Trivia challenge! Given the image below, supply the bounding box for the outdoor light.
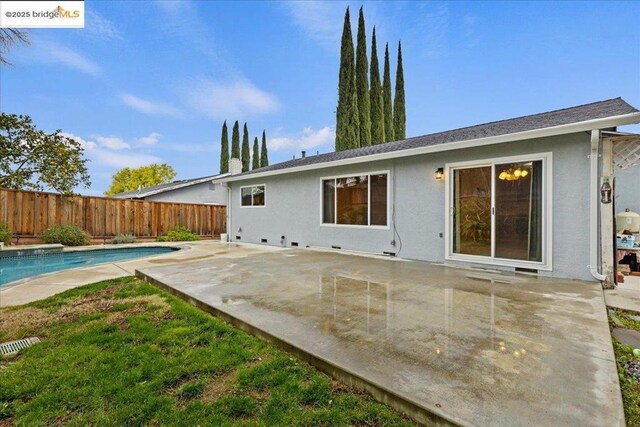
[601,177,612,204]
[435,168,444,181]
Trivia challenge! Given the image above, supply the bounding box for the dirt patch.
[0,287,171,339]
[0,307,54,339]
[200,370,237,403]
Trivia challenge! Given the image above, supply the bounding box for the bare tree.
[0,29,29,65]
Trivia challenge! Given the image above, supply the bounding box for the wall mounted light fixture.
[435,168,444,181]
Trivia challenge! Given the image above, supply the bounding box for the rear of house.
[216,98,640,282]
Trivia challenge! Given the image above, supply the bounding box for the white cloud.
[119,93,182,117]
[90,149,161,169]
[269,126,335,152]
[35,40,102,76]
[284,1,345,48]
[61,132,96,150]
[63,132,162,169]
[85,11,123,40]
[95,136,130,150]
[137,132,162,146]
[184,78,280,120]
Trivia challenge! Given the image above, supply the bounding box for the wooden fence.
[0,188,226,243]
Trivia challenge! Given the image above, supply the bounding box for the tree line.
[336,6,405,152]
[219,121,268,174]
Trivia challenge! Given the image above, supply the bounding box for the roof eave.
[216,111,640,183]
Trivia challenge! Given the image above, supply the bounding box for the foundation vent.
[291,242,299,247]
[235,236,241,240]
[261,238,268,243]
[0,337,40,356]
[331,245,341,250]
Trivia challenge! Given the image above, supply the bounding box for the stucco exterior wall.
[144,182,227,205]
[228,133,593,281]
[615,166,640,217]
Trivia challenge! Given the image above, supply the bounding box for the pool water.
[0,247,178,286]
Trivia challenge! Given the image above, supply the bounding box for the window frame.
[319,170,390,229]
[240,184,267,208]
[444,152,553,271]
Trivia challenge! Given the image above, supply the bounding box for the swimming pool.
[0,247,178,286]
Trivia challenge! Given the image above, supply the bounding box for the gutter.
[214,112,640,183]
[589,130,606,281]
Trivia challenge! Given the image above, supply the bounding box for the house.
[113,174,228,205]
[214,98,640,283]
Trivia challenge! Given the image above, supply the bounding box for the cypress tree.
[355,7,371,147]
[335,7,360,152]
[260,130,269,167]
[219,121,229,174]
[393,41,406,140]
[369,27,384,145]
[231,121,240,159]
[241,123,250,172]
[252,137,260,170]
[382,43,394,142]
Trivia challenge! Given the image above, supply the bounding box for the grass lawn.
[0,277,414,426]
[609,307,640,427]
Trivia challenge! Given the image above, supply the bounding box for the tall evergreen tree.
[335,7,360,152]
[260,130,269,167]
[219,121,229,174]
[355,7,371,147]
[393,41,406,140]
[241,123,250,172]
[382,43,394,142]
[220,120,229,173]
[231,121,240,159]
[369,27,384,145]
[252,137,260,170]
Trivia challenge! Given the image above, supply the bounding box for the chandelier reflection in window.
[498,163,531,181]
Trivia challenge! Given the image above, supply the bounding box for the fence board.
[0,188,226,241]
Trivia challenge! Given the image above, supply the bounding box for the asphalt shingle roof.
[113,174,224,199]
[236,97,638,178]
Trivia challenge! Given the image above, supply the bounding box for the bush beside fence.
[0,188,226,244]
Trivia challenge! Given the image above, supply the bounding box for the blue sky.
[2,0,639,195]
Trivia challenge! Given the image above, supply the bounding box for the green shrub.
[0,223,12,245]
[41,225,89,246]
[112,233,136,244]
[156,226,199,242]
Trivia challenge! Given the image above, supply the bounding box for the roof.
[112,173,228,199]
[219,97,639,183]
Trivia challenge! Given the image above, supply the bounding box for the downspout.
[589,129,606,281]
[226,184,231,243]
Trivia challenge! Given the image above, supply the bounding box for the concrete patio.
[136,244,623,426]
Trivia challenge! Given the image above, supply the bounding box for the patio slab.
[136,247,623,427]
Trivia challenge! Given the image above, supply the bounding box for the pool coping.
[0,243,186,290]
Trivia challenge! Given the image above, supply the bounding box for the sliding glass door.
[448,154,550,269]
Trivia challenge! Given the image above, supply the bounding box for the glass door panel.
[452,167,492,256]
[494,161,543,261]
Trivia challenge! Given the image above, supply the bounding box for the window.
[241,185,266,207]
[322,173,388,227]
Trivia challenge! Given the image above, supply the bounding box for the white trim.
[216,112,640,183]
[589,130,606,281]
[319,170,391,229]
[444,152,553,271]
[239,183,267,208]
